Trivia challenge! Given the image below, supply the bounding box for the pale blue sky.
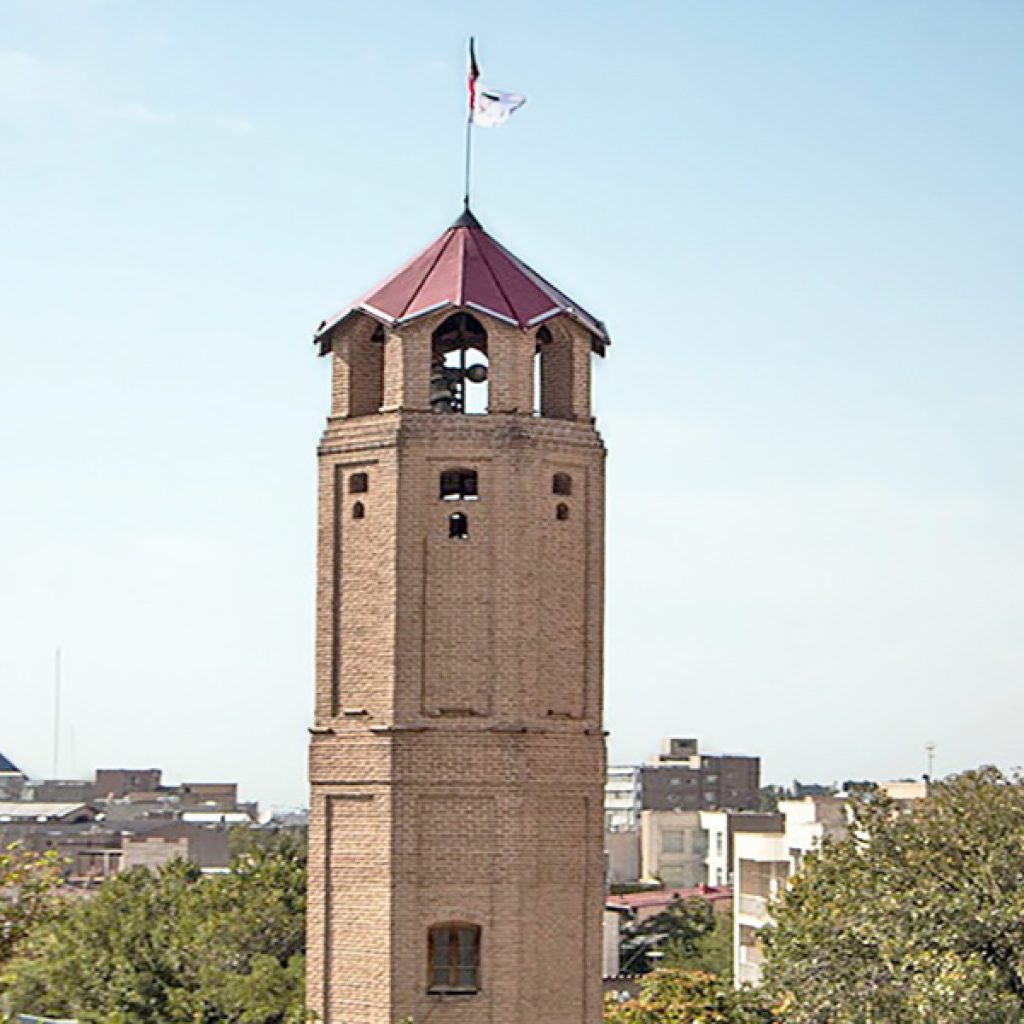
[2,1,1022,809]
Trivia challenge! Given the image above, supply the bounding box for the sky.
[2,1,1022,811]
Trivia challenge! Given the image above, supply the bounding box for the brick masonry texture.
[308,309,607,1024]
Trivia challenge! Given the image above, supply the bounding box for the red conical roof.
[315,209,610,352]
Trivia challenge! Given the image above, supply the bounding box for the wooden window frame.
[440,468,479,501]
[427,923,481,994]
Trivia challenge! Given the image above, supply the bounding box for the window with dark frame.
[449,512,469,540]
[352,501,365,520]
[556,502,570,521]
[552,472,572,496]
[428,924,481,994]
[440,468,479,500]
[349,472,369,494]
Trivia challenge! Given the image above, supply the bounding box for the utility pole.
[925,741,936,781]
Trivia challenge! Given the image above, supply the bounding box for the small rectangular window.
[429,924,480,994]
[440,468,478,500]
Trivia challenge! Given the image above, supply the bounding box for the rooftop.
[315,208,610,353]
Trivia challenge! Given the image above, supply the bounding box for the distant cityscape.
[1,735,928,992]
[602,736,929,987]
[0,752,305,884]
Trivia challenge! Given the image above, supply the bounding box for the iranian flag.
[468,38,525,127]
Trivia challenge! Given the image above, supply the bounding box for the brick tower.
[307,209,610,1024]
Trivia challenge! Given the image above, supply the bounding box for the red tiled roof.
[607,885,733,912]
[315,209,610,351]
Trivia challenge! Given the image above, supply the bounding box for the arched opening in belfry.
[347,323,386,417]
[430,313,489,414]
[534,324,574,420]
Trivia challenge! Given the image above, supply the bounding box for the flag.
[468,37,480,115]
[467,38,525,127]
[473,88,526,127]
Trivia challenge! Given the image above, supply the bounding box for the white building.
[700,809,784,888]
[605,765,641,831]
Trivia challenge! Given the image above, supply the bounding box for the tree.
[0,842,65,968]
[762,768,1024,1024]
[3,832,307,1024]
[620,897,717,975]
[604,967,774,1024]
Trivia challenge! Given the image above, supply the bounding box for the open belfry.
[306,207,610,1024]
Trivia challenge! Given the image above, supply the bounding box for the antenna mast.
[52,647,61,777]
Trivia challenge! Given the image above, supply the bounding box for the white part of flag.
[472,87,526,127]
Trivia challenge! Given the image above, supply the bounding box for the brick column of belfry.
[306,209,611,1024]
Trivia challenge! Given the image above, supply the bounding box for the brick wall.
[308,310,607,1023]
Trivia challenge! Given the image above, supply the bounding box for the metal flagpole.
[463,110,473,210]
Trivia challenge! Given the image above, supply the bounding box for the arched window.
[440,468,478,501]
[431,313,489,414]
[552,472,572,496]
[448,512,469,540]
[428,923,481,994]
[352,501,365,520]
[535,324,574,420]
[349,472,368,494]
[556,502,570,521]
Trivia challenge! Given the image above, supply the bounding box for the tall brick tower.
[307,209,610,1024]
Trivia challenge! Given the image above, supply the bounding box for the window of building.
[556,502,570,521]
[428,924,480,994]
[552,472,572,496]
[352,501,365,520]
[349,472,368,494]
[715,832,724,855]
[440,468,479,500]
[449,512,469,540]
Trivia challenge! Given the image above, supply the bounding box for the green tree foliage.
[621,896,734,979]
[762,767,1024,1024]
[604,967,774,1024]
[621,897,717,974]
[0,842,65,968]
[2,832,307,1024]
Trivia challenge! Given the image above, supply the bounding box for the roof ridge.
[466,226,520,326]
[399,226,459,320]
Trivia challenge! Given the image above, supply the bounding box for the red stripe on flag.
[468,38,479,113]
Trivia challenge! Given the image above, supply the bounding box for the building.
[640,737,760,813]
[639,809,708,887]
[306,208,611,1024]
[700,809,784,887]
[605,828,641,886]
[733,797,846,986]
[0,751,26,799]
[94,768,163,798]
[605,765,641,831]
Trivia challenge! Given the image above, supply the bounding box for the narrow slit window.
[352,501,365,520]
[556,503,570,521]
[428,924,480,994]
[552,472,572,496]
[349,472,369,494]
[449,512,469,539]
[440,468,479,500]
